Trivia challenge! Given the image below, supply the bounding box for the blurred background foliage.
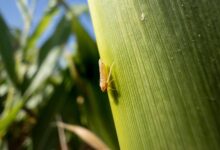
[0,0,119,149]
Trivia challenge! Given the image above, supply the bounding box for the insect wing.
[99,59,108,92]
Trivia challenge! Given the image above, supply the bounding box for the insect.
[99,59,114,92]
[140,12,145,21]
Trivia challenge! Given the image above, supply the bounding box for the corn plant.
[0,0,118,149]
[88,0,220,149]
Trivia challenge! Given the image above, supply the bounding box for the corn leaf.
[88,0,220,149]
[66,10,119,149]
[0,14,20,89]
[0,98,25,136]
[37,15,71,66]
[57,122,110,150]
[23,6,58,55]
[32,81,69,150]
[24,47,61,97]
[71,4,89,16]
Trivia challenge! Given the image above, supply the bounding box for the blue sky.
[0,0,95,49]
[0,0,23,29]
[0,0,88,28]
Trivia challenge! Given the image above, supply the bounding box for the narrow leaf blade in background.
[0,14,20,89]
[37,15,71,66]
[57,122,110,150]
[65,7,119,148]
[23,6,58,56]
[24,47,61,97]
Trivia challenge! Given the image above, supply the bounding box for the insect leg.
[107,61,115,83]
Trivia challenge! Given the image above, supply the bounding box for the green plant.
[0,0,118,149]
[88,0,220,149]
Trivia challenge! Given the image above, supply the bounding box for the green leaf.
[23,6,58,58]
[0,98,25,137]
[62,1,98,71]
[88,0,220,149]
[65,10,119,149]
[20,14,71,94]
[70,4,89,16]
[0,14,20,89]
[24,47,61,97]
[61,2,89,16]
[83,83,119,150]
[37,15,71,66]
[32,80,72,150]
[16,0,31,24]
[71,14,98,63]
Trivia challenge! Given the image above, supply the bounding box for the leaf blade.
[57,122,110,150]
[0,14,20,89]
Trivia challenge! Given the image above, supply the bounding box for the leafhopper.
[99,59,114,92]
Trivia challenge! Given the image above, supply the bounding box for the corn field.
[0,0,220,149]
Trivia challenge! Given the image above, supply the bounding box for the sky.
[0,0,95,49]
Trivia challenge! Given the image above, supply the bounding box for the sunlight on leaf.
[0,98,25,137]
[24,47,61,97]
